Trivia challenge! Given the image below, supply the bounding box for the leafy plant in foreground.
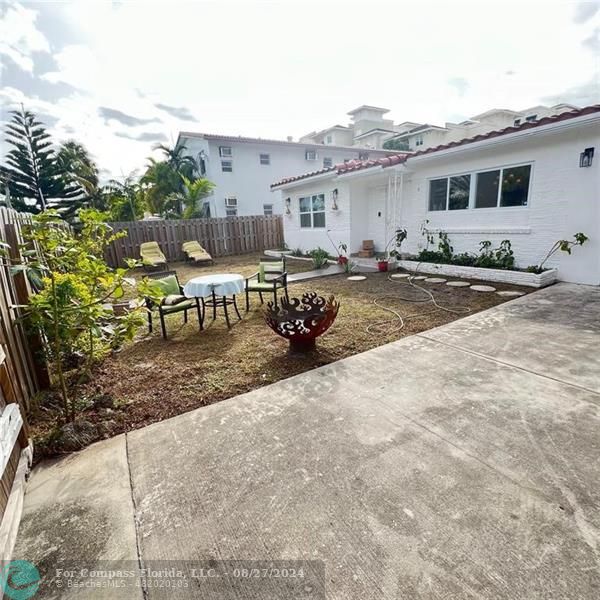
[11,210,155,422]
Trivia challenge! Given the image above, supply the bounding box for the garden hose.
[365,272,471,336]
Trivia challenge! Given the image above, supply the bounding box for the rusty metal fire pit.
[265,292,340,353]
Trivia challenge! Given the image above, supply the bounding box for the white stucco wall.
[276,180,351,255]
[277,119,600,285]
[394,125,599,284]
[181,136,388,218]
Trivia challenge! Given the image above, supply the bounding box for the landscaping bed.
[29,255,534,458]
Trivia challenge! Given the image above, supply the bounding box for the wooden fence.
[0,207,39,525]
[105,215,284,267]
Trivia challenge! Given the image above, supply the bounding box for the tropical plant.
[0,106,79,213]
[104,174,145,221]
[11,210,153,422]
[309,247,330,269]
[54,141,105,220]
[154,143,198,180]
[166,176,215,219]
[141,158,184,217]
[528,233,589,274]
[382,138,410,151]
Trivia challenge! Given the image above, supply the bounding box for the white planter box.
[396,260,557,288]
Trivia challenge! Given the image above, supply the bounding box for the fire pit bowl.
[265,292,340,353]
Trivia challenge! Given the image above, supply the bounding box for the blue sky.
[1,0,599,181]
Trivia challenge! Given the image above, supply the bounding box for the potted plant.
[337,243,348,266]
[376,254,389,272]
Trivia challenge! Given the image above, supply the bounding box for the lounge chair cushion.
[259,261,283,282]
[246,280,284,291]
[163,294,188,306]
[160,299,195,313]
[149,274,180,297]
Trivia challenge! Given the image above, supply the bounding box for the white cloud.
[0,0,49,73]
[3,0,600,179]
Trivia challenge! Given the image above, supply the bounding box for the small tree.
[529,233,589,274]
[10,210,155,422]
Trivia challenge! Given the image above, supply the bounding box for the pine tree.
[0,106,79,213]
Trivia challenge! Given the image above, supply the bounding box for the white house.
[272,105,600,285]
[175,132,394,218]
[387,104,579,152]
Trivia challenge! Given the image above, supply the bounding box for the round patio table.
[183,273,243,328]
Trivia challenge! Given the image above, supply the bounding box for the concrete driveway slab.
[127,284,600,599]
[12,435,142,599]
[422,283,600,393]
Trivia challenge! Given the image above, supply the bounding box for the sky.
[1,0,599,181]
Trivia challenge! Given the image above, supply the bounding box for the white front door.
[367,186,389,254]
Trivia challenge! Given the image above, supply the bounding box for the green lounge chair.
[182,241,213,265]
[145,271,203,339]
[140,241,167,270]
[245,256,288,310]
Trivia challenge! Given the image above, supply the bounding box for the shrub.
[10,209,152,423]
[291,247,305,257]
[528,233,589,273]
[309,247,330,269]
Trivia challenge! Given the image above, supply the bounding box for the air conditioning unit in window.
[225,197,238,207]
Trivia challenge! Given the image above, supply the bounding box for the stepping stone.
[347,275,367,281]
[411,275,427,280]
[446,281,470,287]
[470,284,496,292]
[391,273,410,279]
[424,277,447,284]
[496,290,526,297]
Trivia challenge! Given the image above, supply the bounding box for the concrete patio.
[14,282,600,599]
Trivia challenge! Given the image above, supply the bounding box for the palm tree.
[104,174,144,221]
[154,143,198,179]
[167,176,215,219]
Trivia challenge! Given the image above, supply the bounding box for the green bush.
[309,247,330,269]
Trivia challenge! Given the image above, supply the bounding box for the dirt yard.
[31,253,532,454]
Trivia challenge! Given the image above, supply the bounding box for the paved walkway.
[14,283,600,599]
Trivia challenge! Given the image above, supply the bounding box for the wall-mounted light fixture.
[285,197,291,215]
[580,147,594,168]
[331,188,339,211]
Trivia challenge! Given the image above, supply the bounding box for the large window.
[299,194,325,228]
[429,164,531,211]
[475,165,531,208]
[428,175,470,211]
[305,150,317,161]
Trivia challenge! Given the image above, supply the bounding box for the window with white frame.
[475,165,531,208]
[263,203,273,216]
[525,115,537,122]
[428,164,531,211]
[414,135,424,147]
[299,194,325,228]
[225,197,237,211]
[219,146,232,157]
[323,157,333,168]
[305,150,317,161]
[260,153,270,165]
[325,134,332,144]
[221,160,233,172]
[513,118,521,126]
[428,175,471,211]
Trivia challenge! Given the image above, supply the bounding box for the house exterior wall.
[393,126,599,284]
[277,119,599,285]
[276,180,351,255]
[180,136,385,218]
